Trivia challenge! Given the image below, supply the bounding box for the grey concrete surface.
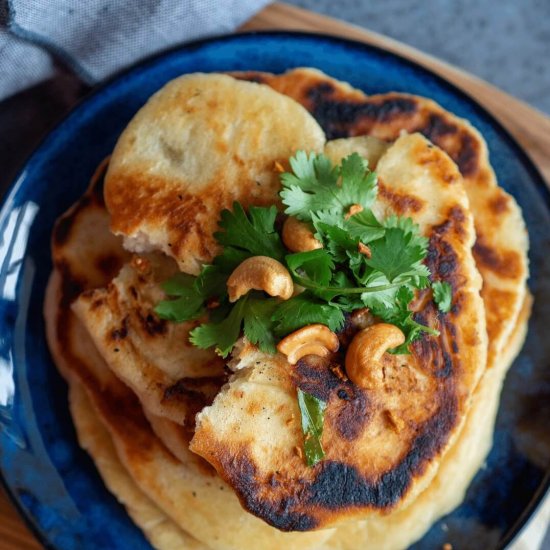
[286,0,550,115]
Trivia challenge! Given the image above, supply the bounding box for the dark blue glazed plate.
[0,32,549,550]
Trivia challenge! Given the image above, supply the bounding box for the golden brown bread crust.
[190,134,487,530]
[50,161,226,426]
[321,292,531,550]
[49,163,226,452]
[233,68,529,368]
[104,73,326,275]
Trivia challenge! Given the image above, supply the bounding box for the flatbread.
[46,271,334,550]
[44,68,532,547]
[235,67,529,369]
[65,292,529,550]
[190,133,488,529]
[69,382,206,550]
[104,73,326,275]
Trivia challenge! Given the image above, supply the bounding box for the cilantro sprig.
[189,294,280,357]
[280,151,377,221]
[278,152,438,348]
[155,151,452,360]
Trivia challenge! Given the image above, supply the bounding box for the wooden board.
[1,2,549,549]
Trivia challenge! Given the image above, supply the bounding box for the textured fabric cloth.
[0,0,270,100]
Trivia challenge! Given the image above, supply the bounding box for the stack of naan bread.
[45,70,530,550]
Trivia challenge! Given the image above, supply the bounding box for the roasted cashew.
[282,216,322,253]
[345,323,405,389]
[227,256,293,302]
[277,324,340,365]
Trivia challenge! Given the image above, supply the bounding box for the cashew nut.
[227,256,293,302]
[282,217,322,253]
[277,324,339,365]
[345,323,405,389]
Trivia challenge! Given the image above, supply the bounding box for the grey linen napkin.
[0,0,270,100]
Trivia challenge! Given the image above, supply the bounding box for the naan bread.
[65,292,530,550]
[104,73,326,275]
[235,67,529,369]
[190,133,488,530]
[44,68,531,547]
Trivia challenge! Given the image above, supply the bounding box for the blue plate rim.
[0,29,548,550]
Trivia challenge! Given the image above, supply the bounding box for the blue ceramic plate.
[0,32,549,550]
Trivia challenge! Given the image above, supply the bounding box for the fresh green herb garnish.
[271,292,345,337]
[297,389,327,467]
[189,294,280,357]
[154,273,205,321]
[279,152,435,349]
[157,150,441,358]
[280,151,377,221]
[189,295,250,357]
[154,267,227,322]
[433,281,453,313]
[215,202,285,264]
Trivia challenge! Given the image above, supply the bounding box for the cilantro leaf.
[194,265,228,298]
[366,228,426,283]
[159,272,196,295]
[271,293,345,337]
[280,151,338,199]
[360,275,401,311]
[214,246,251,272]
[344,209,385,243]
[280,152,377,222]
[214,202,285,261]
[297,389,327,467]
[310,209,344,239]
[328,272,366,312]
[433,281,452,313]
[155,273,205,322]
[384,214,428,252]
[189,296,249,358]
[286,249,334,286]
[337,153,378,210]
[243,298,279,354]
[154,290,204,322]
[189,295,280,357]
[313,222,358,263]
[155,266,228,323]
